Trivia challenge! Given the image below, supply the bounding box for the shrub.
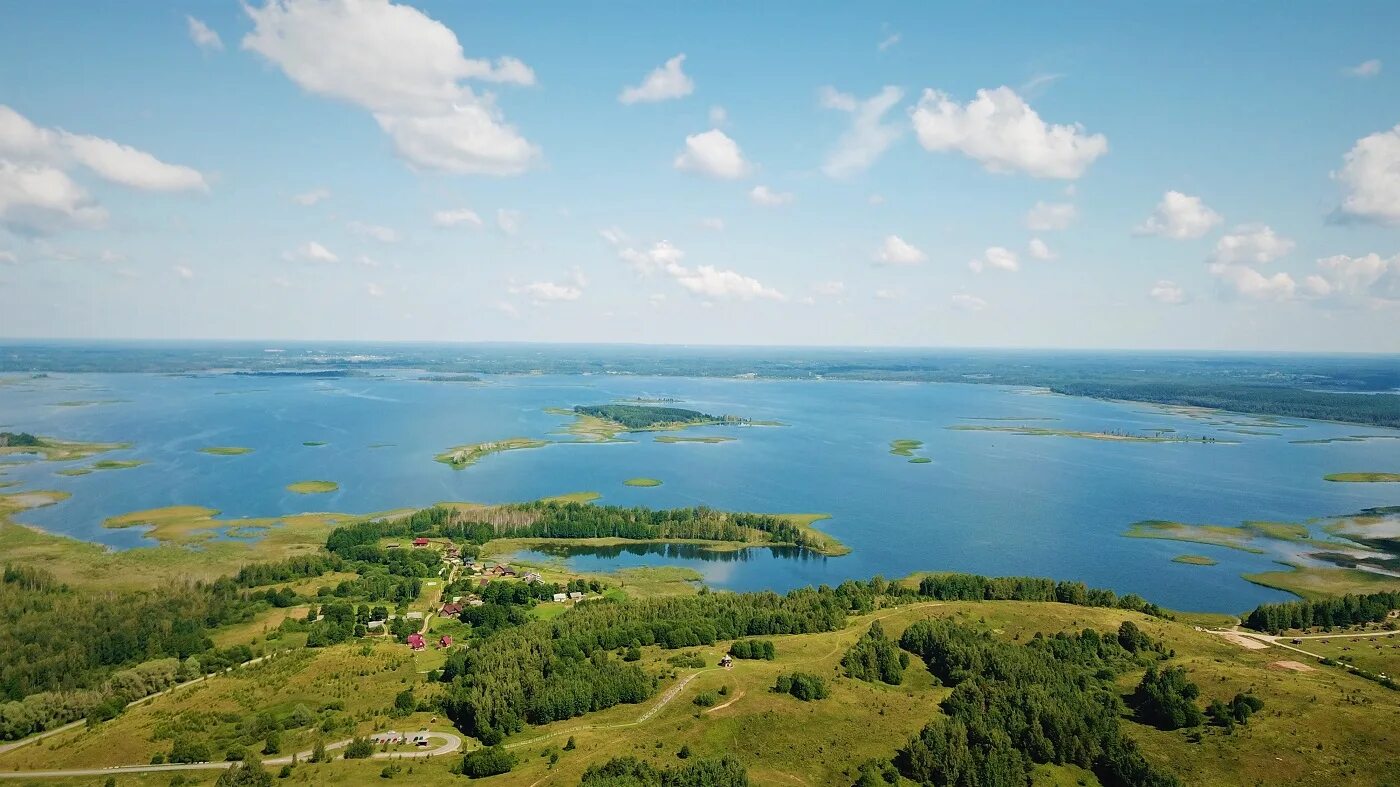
[774,672,828,701]
[462,746,516,778]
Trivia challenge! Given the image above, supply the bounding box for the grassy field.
[287,480,339,494]
[1173,554,1219,566]
[623,477,663,487]
[1324,472,1400,483]
[1298,631,1400,676]
[199,446,254,456]
[1243,564,1400,599]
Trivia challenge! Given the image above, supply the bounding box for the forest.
[895,619,1180,786]
[0,431,41,447]
[572,404,720,429]
[1243,590,1400,633]
[1048,381,1400,428]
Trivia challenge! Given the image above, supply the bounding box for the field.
[7,598,1400,785]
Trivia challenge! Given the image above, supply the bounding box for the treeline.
[774,672,828,701]
[841,622,906,685]
[234,555,344,588]
[1050,382,1400,429]
[1244,590,1400,633]
[580,755,749,786]
[915,573,1170,618]
[0,432,41,447]
[573,404,717,429]
[728,639,775,660]
[896,619,1179,786]
[0,566,257,704]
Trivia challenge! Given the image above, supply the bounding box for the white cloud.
[1309,252,1400,302]
[877,32,901,52]
[186,16,224,52]
[1134,191,1222,239]
[950,293,987,311]
[618,54,693,104]
[1346,59,1381,78]
[0,250,17,264]
[348,221,399,242]
[242,0,538,176]
[867,193,885,206]
[495,208,522,235]
[708,106,727,126]
[874,234,926,265]
[749,185,793,206]
[0,161,107,235]
[285,240,339,263]
[812,280,846,297]
[173,264,194,280]
[674,129,750,179]
[874,288,903,301]
[820,85,904,177]
[1333,124,1400,225]
[495,300,520,318]
[969,246,1019,273]
[366,282,384,297]
[293,188,329,206]
[271,275,291,288]
[1209,263,1296,301]
[699,216,725,231]
[615,239,685,275]
[910,86,1107,179]
[1025,201,1076,231]
[1149,280,1187,304]
[1027,238,1055,261]
[1211,224,1294,265]
[511,278,582,302]
[356,255,379,267]
[433,208,483,228]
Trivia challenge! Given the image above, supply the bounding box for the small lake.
[2,371,1398,612]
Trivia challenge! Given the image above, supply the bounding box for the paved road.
[0,731,462,780]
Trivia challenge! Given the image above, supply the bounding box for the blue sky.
[1,1,1397,350]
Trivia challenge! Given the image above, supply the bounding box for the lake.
[2,370,1398,612]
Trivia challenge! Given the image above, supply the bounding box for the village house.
[720,654,733,668]
[521,572,542,583]
[440,602,463,616]
[552,592,568,602]
[412,537,430,548]
[405,611,423,620]
[438,635,453,649]
[406,633,426,651]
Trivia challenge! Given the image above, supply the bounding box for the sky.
[1,1,1398,351]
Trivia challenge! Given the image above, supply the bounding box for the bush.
[169,738,210,764]
[1132,666,1204,730]
[692,691,719,708]
[462,746,516,778]
[728,639,775,660]
[344,737,374,760]
[840,622,904,685]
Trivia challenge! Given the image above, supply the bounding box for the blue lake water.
[2,371,1398,612]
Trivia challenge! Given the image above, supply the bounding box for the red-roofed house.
[412,537,430,548]
[440,603,463,616]
[438,635,453,649]
[406,633,426,651]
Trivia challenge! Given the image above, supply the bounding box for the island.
[199,446,254,456]
[419,374,482,383]
[624,477,663,487]
[1172,554,1218,566]
[889,438,929,462]
[1324,472,1400,483]
[0,431,129,462]
[287,480,339,494]
[949,424,1236,443]
[435,437,549,468]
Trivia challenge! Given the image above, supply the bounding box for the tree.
[462,746,516,778]
[262,730,281,755]
[344,737,374,760]
[215,757,273,787]
[169,738,210,764]
[311,739,327,764]
[394,689,416,715]
[1132,667,1203,730]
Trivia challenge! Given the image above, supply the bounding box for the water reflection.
[519,541,825,563]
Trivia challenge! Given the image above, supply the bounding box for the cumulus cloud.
[173,264,194,280]
[1209,263,1296,301]
[1346,59,1381,78]
[969,246,1019,273]
[910,86,1107,179]
[1134,191,1221,239]
[877,32,901,52]
[285,241,338,263]
[1025,201,1076,231]
[293,187,329,206]
[749,185,793,206]
[950,293,987,311]
[605,232,782,300]
[433,208,483,228]
[510,267,587,302]
[242,0,538,176]
[698,216,725,231]
[873,288,903,301]
[874,234,926,265]
[674,129,750,179]
[819,85,904,177]
[619,54,694,104]
[0,161,108,235]
[365,282,384,297]
[1333,124,1400,225]
[1210,224,1294,265]
[1150,280,1187,304]
[1027,237,1055,261]
[812,280,846,297]
[615,239,685,276]
[348,221,399,242]
[186,15,224,52]
[1309,252,1400,302]
[0,250,16,264]
[0,104,207,232]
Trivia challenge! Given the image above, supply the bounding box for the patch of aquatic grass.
[302,440,327,447]
[198,446,253,456]
[1172,554,1218,566]
[435,437,548,468]
[654,435,735,444]
[1124,520,1266,553]
[908,457,932,464]
[624,477,662,487]
[287,480,339,494]
[888,439,923,457]
[1324,472,1400,483]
